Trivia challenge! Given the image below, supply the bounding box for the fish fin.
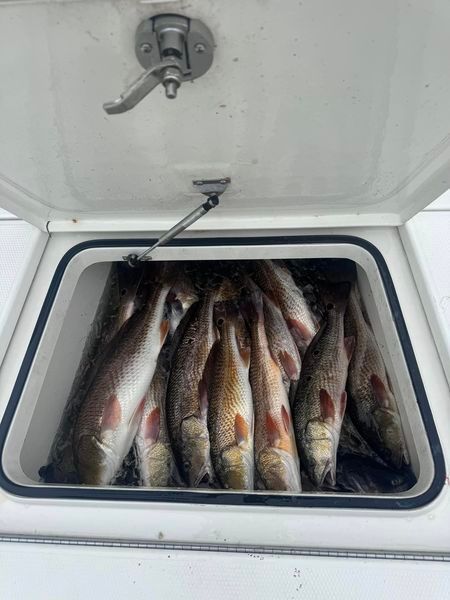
[339,391,347,419]
[101,395,122,432]
[143,407,160,444]
[281,405,291,434]
[278,350,300,380]
[198,378,209,417]
[286,318,312,343]
[129,396,146,427]
[266,413,281,446]
[370,374,390,408]
[235,414,250,446]
[159,319,170,345]
[319,389,335,423]
[239,346,251,368]
[344,336,355,361]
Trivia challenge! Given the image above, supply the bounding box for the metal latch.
[103,14,214,114]
[124,178,230,266]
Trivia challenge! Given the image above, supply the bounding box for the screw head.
[194,42,206,54]
[140,42,153,54]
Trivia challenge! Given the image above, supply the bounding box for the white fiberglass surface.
[1,1,450,228]
[1,243,433,498]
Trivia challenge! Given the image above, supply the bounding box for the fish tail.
[240,289,264,325]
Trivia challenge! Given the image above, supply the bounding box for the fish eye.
[120,288,127,297]
[217,317,224,327]
[306,375,312,382]
[326,303,334,310]
[313,349,320,356]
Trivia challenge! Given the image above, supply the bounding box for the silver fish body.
[345,285,409,469]
[74,280,172,485]
[135,351,180,487]
[253,260,318,355]
[293,282,354,487]
[166,289,218,487]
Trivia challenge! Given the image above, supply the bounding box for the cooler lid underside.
[0,0,449,231]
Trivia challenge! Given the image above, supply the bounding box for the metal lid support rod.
[124,178,230,266]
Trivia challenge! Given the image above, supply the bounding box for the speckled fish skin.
[245,291,301,492]
[208,308,254,490]
[253,260,318,356]
[135,350,180,487]
[166,288,218,487]
[74,279,173,485]
[338,413,387,467]
[293,282,354,488]
[262,292,301,396]
[344,284,409,469]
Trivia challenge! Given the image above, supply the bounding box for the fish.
[293,282,354,488]
[135,276,198,488]
[115,262,145,332]
[253,260,319,355]
[262,292,301,400]
[344,284,409,469]
[73,270,174,485]
[135,349,180,488]
[166,286,220,487]
[208,305,254,490]
[326,456,416,494]
[244,290,301,492]
[338,413,388,467]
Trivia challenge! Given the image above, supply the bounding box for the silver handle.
[103,61,181,114]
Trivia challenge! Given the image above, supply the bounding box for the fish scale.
[293,282,353,487]
[345,285,409,469]
[208,311,253,490]
[166,288,218,487]
[253,259,318,356]
[246,292,301,492]
[73,279,172,485]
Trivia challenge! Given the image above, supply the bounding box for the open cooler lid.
[0,0,450,232]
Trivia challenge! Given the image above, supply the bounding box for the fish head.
[303,419,339,487]
[142,443,176,488]
[76,435,118,486]
[218,446,254,491]
[372,407,409,469]
[180,416,213,487]
[258,447,301,492]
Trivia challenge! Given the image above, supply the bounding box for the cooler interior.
[0,240,436,503]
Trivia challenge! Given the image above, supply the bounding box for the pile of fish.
[41,258,415,494]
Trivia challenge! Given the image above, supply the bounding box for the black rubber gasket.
[0,235,445,509]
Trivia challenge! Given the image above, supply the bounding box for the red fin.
[279,350,300,380]
[144,407,160,444]
[287,318,312,343]
[281,405,290,433]
[198,378,209,417]
[370,374,390,408]
[266,413,281,446]
[344,336,355,361]
[319,389,335,422]
[159,319,170,345]
[235,414,249,446]
[129,396,146,427]
[339,391,347,419]
[101,395,122,432]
